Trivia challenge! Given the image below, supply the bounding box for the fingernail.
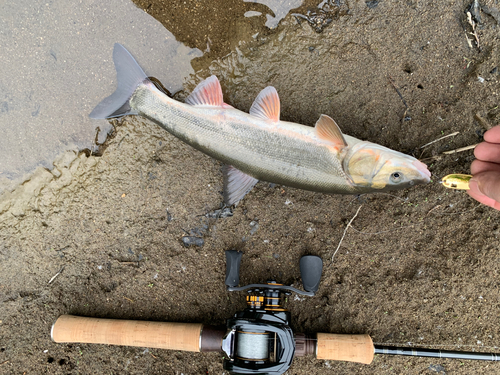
[469,178,482,193]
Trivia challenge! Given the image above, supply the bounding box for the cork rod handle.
[316,333,374,364]
[51,315,203,352]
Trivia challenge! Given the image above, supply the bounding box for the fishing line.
[229,336,499,350]
[427,203,481,216]
[236,331,270,360]
[348,192,409,206]
[338,193,482,240]
[349,224,418,235]
[224,336,500,354]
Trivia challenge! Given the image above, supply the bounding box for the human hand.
[468,126,500,210]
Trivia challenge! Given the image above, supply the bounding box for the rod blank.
[375,345,500,361]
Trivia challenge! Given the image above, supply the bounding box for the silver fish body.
[91,44,431,205]
[132,83,359,194]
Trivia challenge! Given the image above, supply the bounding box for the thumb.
[471,171,500,203]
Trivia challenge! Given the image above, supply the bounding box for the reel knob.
[225,250,242,288]
[299,255,323,294]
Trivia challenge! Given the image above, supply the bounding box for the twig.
[0,360,9,366]
[332,205,362,261]
[474,112,492,131]
[388,76,408,108]
[442,144,478,154]
[420,132,459,149]
[426,205,442,216]
[466,11,480,50]
[420,144,478,162]
[465,32,473,49]
[48,266,65,285]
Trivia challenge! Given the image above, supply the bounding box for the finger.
[483,125,500,144]
[471,170,500,202]
[468,179,500,210]
[470,159,500,175]
[474,142,500,162]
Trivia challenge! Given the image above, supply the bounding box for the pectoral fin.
[223,165,259,206]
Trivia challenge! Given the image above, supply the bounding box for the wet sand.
[1,0,500,374]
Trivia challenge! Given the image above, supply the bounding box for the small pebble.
[206,207,233,219]
[428,364,446,374]
[249,221,259,235]
[181,236,204,247]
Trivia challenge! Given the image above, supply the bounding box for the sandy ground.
[2,0,500,374]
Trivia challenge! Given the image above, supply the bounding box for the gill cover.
[345,144,387,189]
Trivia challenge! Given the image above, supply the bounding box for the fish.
[90,43,431,206]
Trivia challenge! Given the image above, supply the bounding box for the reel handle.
[225,250,242,287]
[51,315,225,352]
[314,333,374,364]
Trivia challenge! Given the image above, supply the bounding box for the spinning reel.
[52,251,500,374]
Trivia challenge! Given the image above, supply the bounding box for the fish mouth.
[412,160,432,183]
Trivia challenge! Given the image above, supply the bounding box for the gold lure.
[440,174,472,190]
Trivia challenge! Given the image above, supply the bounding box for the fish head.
[343,142,431,191]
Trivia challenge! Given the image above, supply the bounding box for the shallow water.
[0,0,202,194]
[244,0,304,28]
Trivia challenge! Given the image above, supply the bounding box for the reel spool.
[236,331,270,361]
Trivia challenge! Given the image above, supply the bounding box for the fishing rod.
[52,251,500,374]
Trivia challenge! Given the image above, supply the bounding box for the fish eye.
[390,172,403,183]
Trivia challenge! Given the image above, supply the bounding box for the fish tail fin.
[90,43,149,119]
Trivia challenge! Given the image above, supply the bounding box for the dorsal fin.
[315,114,347,148]
[185,75,224,106]
[249,86,280,122]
